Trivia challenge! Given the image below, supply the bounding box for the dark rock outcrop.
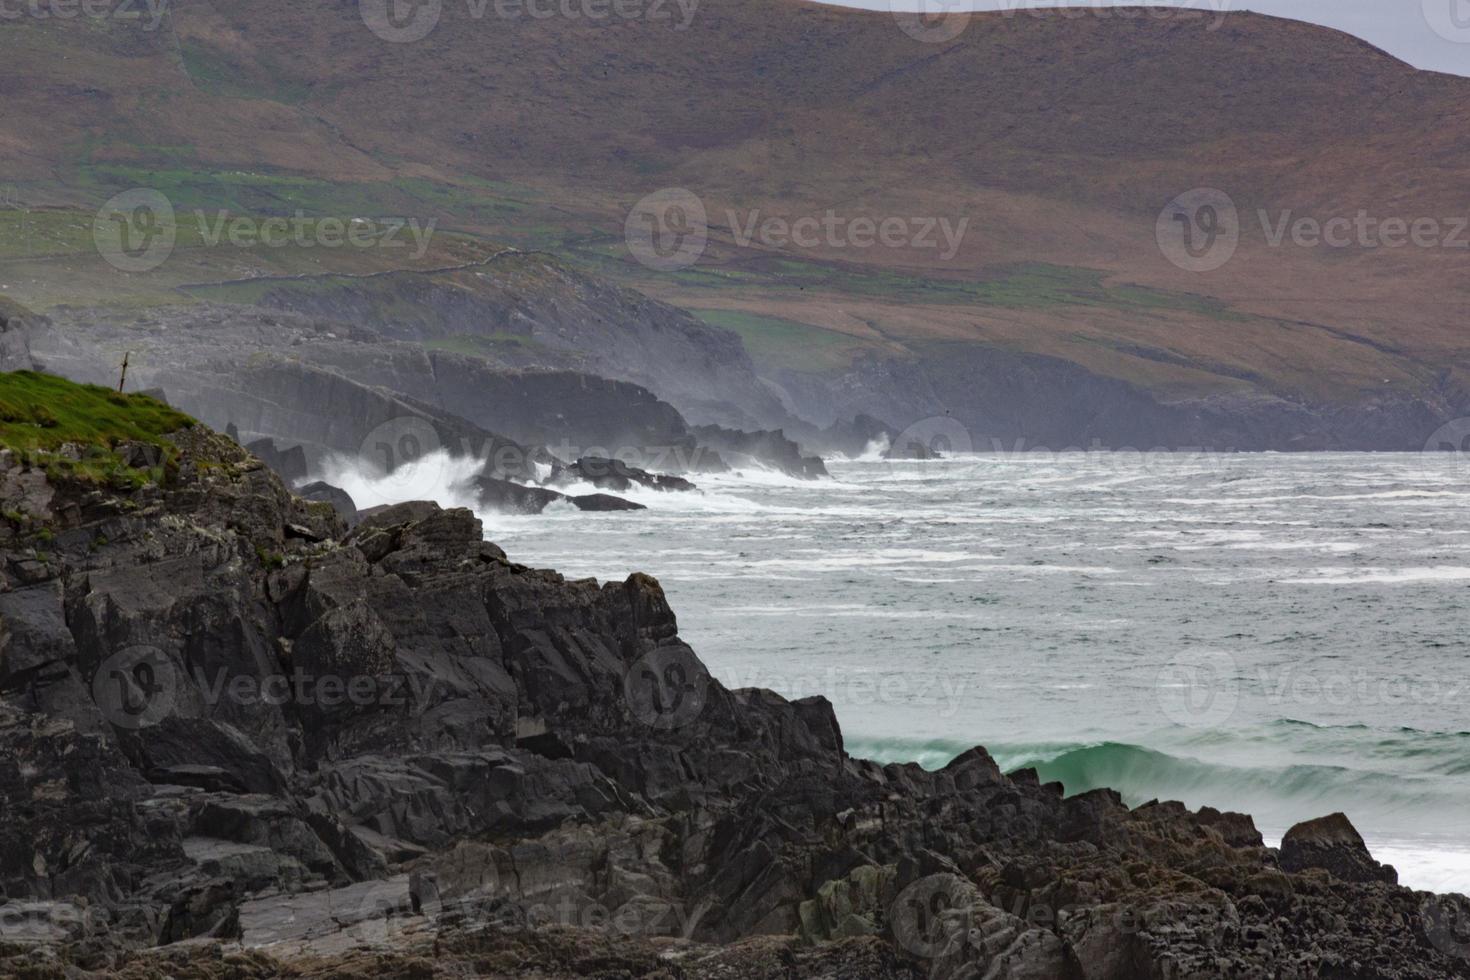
[562,456,696,493]
[245,438,308,486]
[693,424,828,479]
[472,476,646,514]
[1280,812,1399,884]
[297,481,358,525]
[0,422,1463,977]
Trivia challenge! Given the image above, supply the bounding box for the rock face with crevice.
[0,425,1466,978]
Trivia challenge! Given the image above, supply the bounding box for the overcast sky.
[838,0,1470,76]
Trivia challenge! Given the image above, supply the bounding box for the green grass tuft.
[0,371,195,487]
[0,371,194,452]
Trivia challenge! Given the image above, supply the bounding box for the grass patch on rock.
[0,370,195,487]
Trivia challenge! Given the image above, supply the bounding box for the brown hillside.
[3,3,1469,438]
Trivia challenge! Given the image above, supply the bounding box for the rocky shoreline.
[2,421,1469,978]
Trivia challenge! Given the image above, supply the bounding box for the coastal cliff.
[0,381,1466,978]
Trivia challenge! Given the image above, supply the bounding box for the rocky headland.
[1,377,1467,978]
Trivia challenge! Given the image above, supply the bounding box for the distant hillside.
[3,2,1470,446]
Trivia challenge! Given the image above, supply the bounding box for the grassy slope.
[1,4,1468,405]
[0,371,195,486]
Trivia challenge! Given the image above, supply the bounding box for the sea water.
[333,450,1470,894]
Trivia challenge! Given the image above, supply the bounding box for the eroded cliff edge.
[0,416,1466,978]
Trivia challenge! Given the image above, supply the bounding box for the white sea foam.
[318,448,483,512]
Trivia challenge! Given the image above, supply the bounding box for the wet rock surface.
[692,424,828,479]
[471,476,646,514]
[0,426,1466,978]
[1279,812,1399,885]
[561,456,696,493]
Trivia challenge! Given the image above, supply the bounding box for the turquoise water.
[334,450,1470,894]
